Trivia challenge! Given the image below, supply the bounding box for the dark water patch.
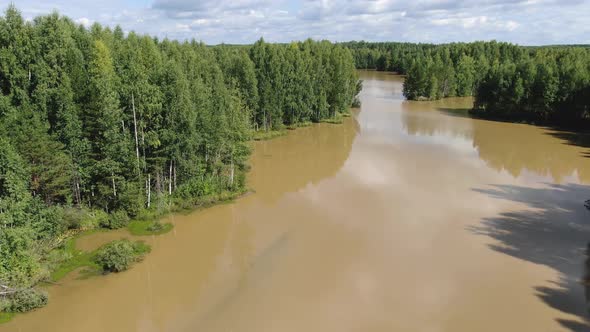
[469,183,590,331]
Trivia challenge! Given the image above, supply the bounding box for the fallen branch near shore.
[0,283,19,296]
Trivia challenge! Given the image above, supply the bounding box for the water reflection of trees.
[402,103,474,140]
[249,116,359,203]
[400,104,590,183]
[469,184,590,331]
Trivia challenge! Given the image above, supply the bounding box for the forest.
[344,41,590,126]
[0,5,360,314]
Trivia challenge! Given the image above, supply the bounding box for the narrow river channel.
[4,70,590,332]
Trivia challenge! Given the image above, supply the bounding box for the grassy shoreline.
[51,188,249,277]
[0,188,248,324]
[252,115,348,140]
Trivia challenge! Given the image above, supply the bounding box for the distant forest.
[343,41,590,126]
[0,5,359,313]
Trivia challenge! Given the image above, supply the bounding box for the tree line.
[0,5,359,313]
[344,41,590,126]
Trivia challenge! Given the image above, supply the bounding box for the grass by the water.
[128,220,173,236]
[320,115,343,124]
[320,112,351,124]
[286,121,313,130]
[253,116,348,140]
[50,235,101,282]
[251,129,287,141]
[0,313,14,324]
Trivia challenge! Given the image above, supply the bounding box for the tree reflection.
[400,103,590,183]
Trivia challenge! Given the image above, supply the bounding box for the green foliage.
[79,209,108,230]
[286,121,313,130]
[100,210,130,229]
[146,221,167,233]
[0,227,44,288]
[174,176,221,199]
[251,129,287,141]
[0,137,31,228]
[474,48,590,125]
[2,289,48,313]
[49,237,99,282]
[94,240,150,273]
[249,39,359,129]
[346,41,590,126]
[320,113,345,124]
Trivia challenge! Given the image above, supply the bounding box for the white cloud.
[499,20,520,31]
[3,0,589,45]
[75,17,92,27]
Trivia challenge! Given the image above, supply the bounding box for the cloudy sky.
[5,0,589,45]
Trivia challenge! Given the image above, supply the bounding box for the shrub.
[45,246,73,273]
[3,288,48,313]
[147,221,165,232]
[34,205,66,238]
[127,220,173,236]
[61,207,85,230]
[80,210,108,230]
[100,210,130,229]
[0,297,10,312]
[0,228,44,287]
[94,240,150,273]
[175,177,219,199]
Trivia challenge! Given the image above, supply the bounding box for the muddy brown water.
[4,71,590,332]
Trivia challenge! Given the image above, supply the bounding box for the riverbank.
[0,187,249,324]
[251,116,347,141]
[0,116,350,324]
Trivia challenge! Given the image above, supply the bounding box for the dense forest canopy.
[0,5,360,313]
[343,41,590,126]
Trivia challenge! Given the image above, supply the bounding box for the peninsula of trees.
[0,5,359,314]
[344,41,590,126]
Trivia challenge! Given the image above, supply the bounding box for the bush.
[80,210,108,230]
[175,177,219,199]
[115,184,144,217]
[2,288,48,313]
[61,207,85,230]
[45,246,73,273]
[34,204,66,238]
[61,207,107,231]
[127,220,173,236]
[100,210,130,229]
[94,240,150,273]
[0,297,10,312]
[147,221,165,232]
[0,227,44,287]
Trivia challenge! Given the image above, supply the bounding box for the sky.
[5,0,590,45]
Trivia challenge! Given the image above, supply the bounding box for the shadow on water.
[436,107,472,119]
[548,131,590,157]
[468,183,590,331]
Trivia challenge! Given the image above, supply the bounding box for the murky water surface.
[4,71,590,332]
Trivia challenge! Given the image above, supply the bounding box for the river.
[4,71,590,332]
